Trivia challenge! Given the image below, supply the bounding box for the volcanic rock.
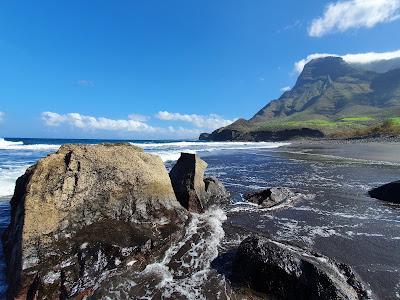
[2,143,188,299]
[169,153,230,213]
[233,236,370,300]
[369,180,400,204]
[244,187,294,208]
[204,176,231,208]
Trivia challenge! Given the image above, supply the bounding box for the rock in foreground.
[2,143,188,299]
[244,187,295,208]
[233,236,370,300]
[169,153,230,213]
[368,180,400,204]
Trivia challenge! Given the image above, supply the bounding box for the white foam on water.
[131,141,290,162]
[0,139,288,196]
[0,138,60,151]
[0,163,31,197]
[122,208,228,300]
[152,149,196,162]
[0,138,23,147]
[0,138,62,197]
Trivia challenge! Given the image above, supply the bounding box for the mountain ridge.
[200,56,400,141]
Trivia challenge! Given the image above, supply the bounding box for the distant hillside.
[200,57,400,141]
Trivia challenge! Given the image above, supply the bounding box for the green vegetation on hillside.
[389,117,400,126]
[206,57,400,141]
[339,117,374,122]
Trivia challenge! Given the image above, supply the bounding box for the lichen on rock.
[2,143,189,299]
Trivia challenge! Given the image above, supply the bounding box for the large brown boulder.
[169,153,230,213]
[2,143,188,299]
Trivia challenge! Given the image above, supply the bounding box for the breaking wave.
[131,141,290,162]
[0,138,289,197]
[0,138,60,151]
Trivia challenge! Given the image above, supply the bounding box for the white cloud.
[294,49,400,73]
[128,114,150,122]
[309,0,400,37]
[280,86,291,92]
[294,53,337,73]
[155,111,236,130]
[0,112,4,122]
[42,112,156,132]
[77,80,94,87]
[41,112,208,138]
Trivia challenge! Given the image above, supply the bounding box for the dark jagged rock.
[244,187,294,208]
[200,127,324,141]
[2,144,189,299]
[169,153,208,213]
[369,180,400,203]
[199,133,210,140]
[169,153,230,213]
[233,236,371,300]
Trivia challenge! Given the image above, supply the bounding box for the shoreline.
[279,140,400,165]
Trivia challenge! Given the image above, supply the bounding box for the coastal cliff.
[200,57,400,141]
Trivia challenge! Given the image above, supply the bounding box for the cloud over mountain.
[294,49,400,73]
[309,0,400,37]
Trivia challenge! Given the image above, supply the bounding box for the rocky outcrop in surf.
[233,235,370,300]
[368,180,400,204]
[169,153,230,213]
[244,187,296,208]
[2,145,232,299]
[2,144,189,299]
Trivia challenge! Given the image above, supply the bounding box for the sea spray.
[101,208,229,299]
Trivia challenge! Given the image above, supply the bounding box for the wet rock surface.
[204,176,231,208]
[2,144,189,299]
[169,153,231,213]
[244,187,295,208]
[368,180,400,204]
[233,235,371,300]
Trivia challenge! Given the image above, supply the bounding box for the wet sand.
[283,141,400,164]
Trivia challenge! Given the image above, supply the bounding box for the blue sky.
[0,0,400,139]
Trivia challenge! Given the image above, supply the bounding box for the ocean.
[0,138,399,299]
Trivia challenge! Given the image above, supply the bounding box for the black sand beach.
[283,141,400,164]
[1,141,399,299]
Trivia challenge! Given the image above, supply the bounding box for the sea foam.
[0,139,289,197]
[131,141,290,162]
[0,138,60,151]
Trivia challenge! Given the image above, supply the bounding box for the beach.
[0,139,399,298]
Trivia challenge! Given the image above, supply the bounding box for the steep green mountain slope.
[201,57,400,141]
